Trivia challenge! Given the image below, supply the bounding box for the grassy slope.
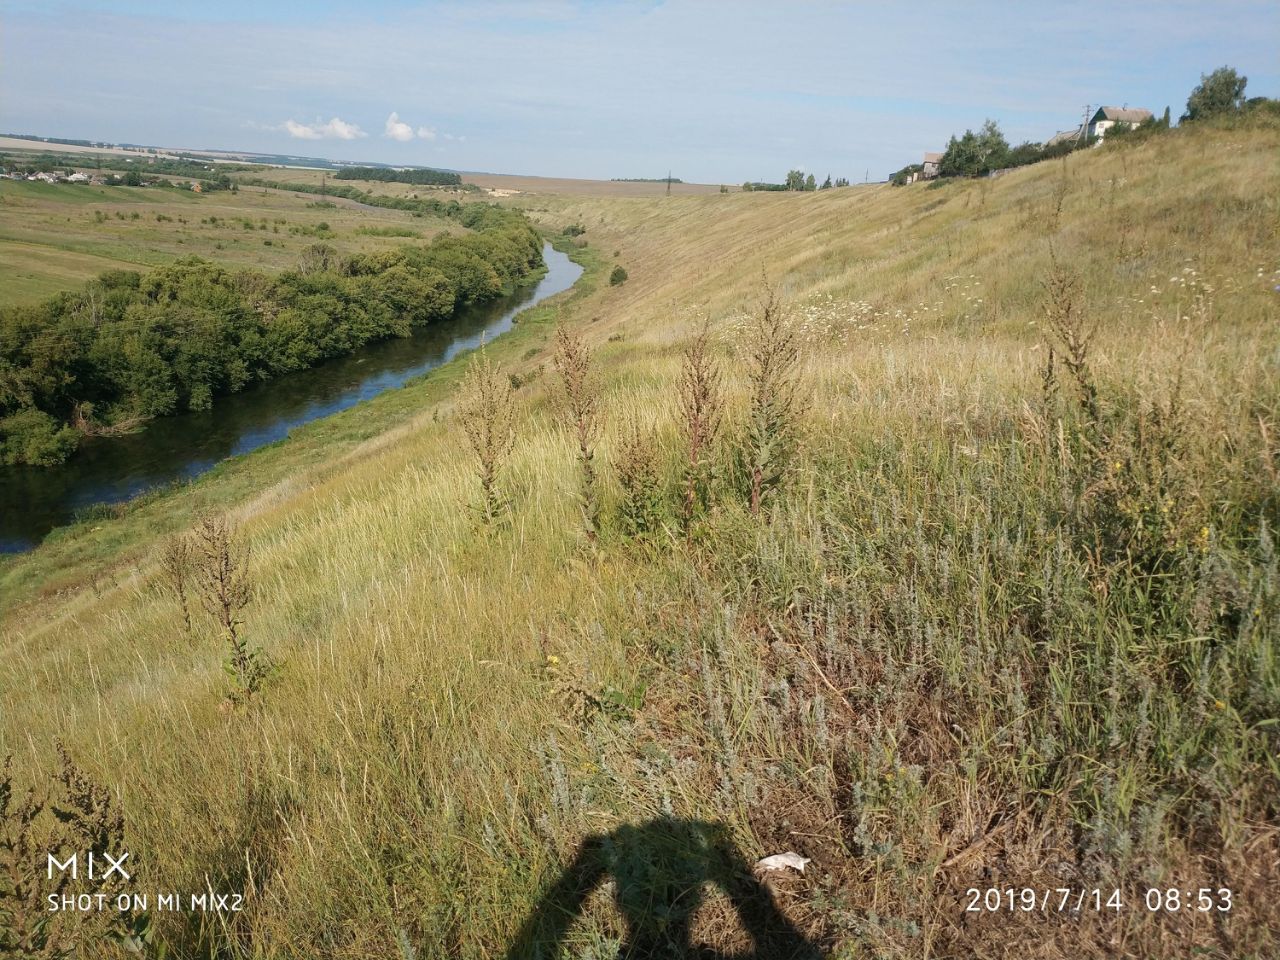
[2,119,1279,958]
[0,178,462,307]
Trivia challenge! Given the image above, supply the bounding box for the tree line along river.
[0,242,581,552]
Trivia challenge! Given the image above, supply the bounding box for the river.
[0,242,582,553]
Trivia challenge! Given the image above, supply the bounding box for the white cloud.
[416,125,437,141]
[384,111,415,141]
[283,117,365,140]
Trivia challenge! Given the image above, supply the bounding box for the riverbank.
[0,234,601,609]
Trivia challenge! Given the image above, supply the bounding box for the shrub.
[610,266,628,286]
[0,409,80,466]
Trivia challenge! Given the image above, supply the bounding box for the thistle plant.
[616,415,663,539]
[194,514,271,704]
[553,325,601,542]
[1042,249,1098,433]
[743,281,804,517]
[160,532,194,634]
[458,350,517,526]
[677,322,723,538]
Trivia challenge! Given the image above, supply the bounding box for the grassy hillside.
[2,117,1278,958]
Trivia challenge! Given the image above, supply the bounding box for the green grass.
[0,180,199,205]
[1,118,1278,959]
[0,178,463,307]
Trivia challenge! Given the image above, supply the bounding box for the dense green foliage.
[931,118,1104,178]
[0,205,542,465]
[1183,66,1248,121]
[939,119,1011,176]
[609,265,628,285]
[334,166,462,186]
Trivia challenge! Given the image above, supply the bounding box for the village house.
[921,152,943,179]
[1046,126,1084,148]
[1087,106,1153,140]
[65,172,91,183]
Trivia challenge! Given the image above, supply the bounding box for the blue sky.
[3,1,1277,182]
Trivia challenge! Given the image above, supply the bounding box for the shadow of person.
[504,817,824,959]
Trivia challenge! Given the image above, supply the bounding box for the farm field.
[0,173,463,306]
[231,164,735,198]
[2,113,1277,958]
[463,171,735,197]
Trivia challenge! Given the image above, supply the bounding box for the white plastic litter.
[754,852,810,873]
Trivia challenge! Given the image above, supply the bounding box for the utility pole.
[666,169,672,197]
[1079,104,1091,145]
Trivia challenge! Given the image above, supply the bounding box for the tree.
[820,175,832,190]
[784,169,805,191]
[939,131,978,177]
[939,119,1009,177]
[975,119,1010,171]
[1183,66,1247,121]
[803,173,816,191]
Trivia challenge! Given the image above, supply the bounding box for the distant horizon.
[3,1,1278,183]
[0,131,718,183]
